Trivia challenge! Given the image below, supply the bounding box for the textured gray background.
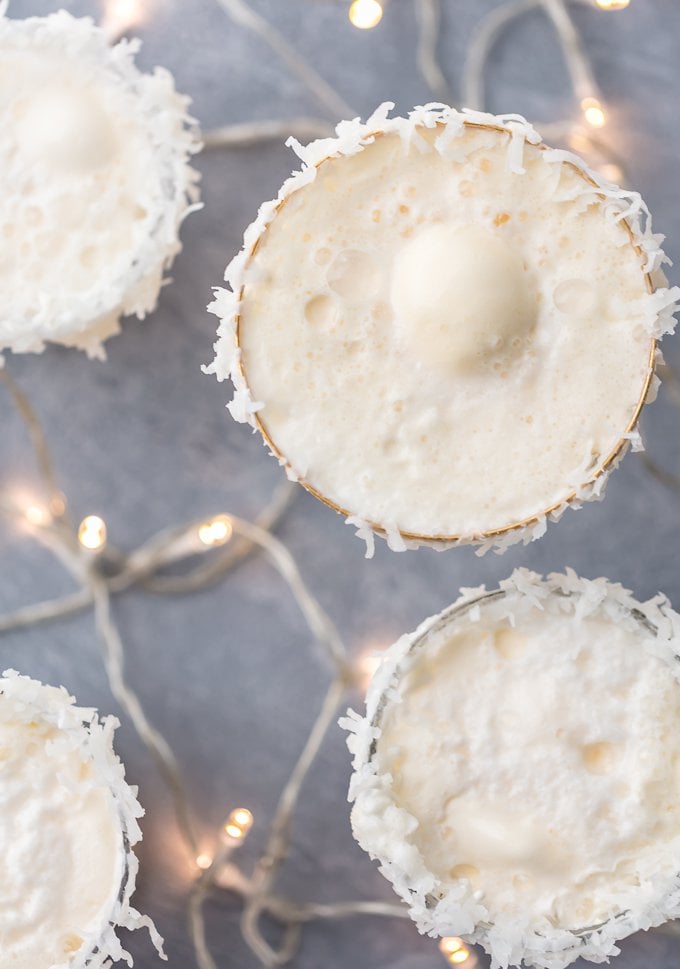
[2,1,680,967]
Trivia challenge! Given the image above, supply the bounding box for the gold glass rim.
[234,119,658,545]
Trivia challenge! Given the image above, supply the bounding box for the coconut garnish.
[0,7,200,358]
[343,568,680,968]
[207,103,679,554]
[0,670,164,969]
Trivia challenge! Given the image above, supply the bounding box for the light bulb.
[101,0,147,37]
[195,853,212,870]
[78,515,107,551]
[355,644,386,693]
[197,514,232,547]
[49,493,67,518]
[581,97,606,128]
[439,938,464,957]
[349,0,383,30]
[595,0,630,10]
[231,808,253,830]
[599,162,624,184]
[222,807,254,843]
[439,939,477,965]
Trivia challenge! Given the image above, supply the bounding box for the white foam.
[208,105,678,553]
[344,569,680,968]
[0,9,200,358]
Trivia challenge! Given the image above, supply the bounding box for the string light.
[222,807,254,842]
[197,514,232,547]
[355,643,387,692]
[439,938,477,965]
[195,853,213,870]
[78,515,107,551]
[440,938,465,958]
[348,0,383,30]
[49,493,67,518]
[594,0,630,10]
[581,97,606,128]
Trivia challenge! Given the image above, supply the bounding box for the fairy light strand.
[1,362,379,966]
[414,0,453,103]
[202,117,333,150]
[0,370,66,522]
[214,0,356,119]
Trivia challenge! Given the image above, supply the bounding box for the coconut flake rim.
[206,103,679,555]
[341,567,680,969]
[0,7,202,360]
[0,669,165,969]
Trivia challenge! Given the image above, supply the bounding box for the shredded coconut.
[343,569,680,969]
[206,103,678,552]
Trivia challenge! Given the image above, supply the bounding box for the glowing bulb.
[439,938,464,957]
[595,0,630,10]
[78,515,107,551]
[50,493,67,518]
[195,853,212,870]
[439,939,476,965]
[197,514,232,547]
[222,807,254,843]
[231,808,253,830]
[581,97,606,129]
[349,0,383,30]
[568,131,591,155]
[355,646,385,693]
[599,162,624,184]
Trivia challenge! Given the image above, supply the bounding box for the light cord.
[2,1,676,966]
[213,0,356,121]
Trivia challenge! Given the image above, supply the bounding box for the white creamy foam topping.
[0,9,200,357]
[344,570,680,968]
[239,127,652,538]
[0,671,163,969]
[0,719,123,968]
[210,105,680,552]
[378,612,680,929]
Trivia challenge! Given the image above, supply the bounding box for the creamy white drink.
[0,671,162,969]
[209,105,679,554]
[344,569,680,969]
[0,9,200,358]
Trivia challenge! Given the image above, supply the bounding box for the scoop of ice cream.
[391,223,534,373]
